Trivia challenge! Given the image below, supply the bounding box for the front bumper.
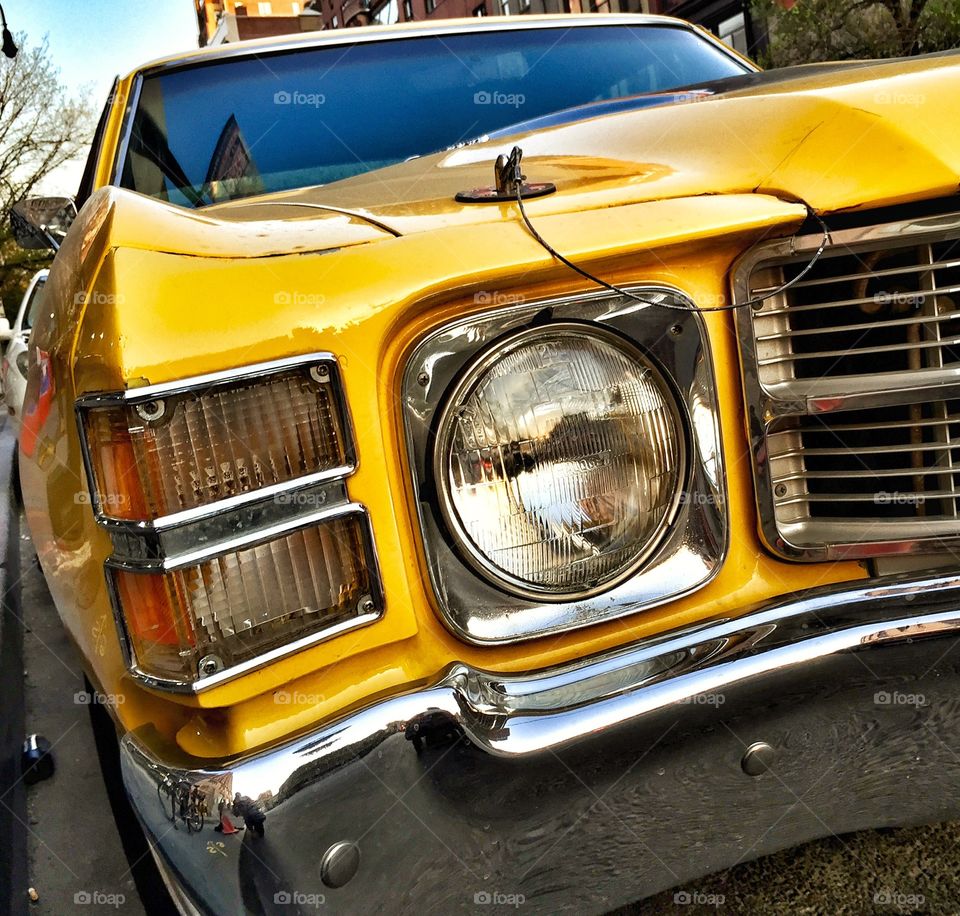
[122,570,960,915]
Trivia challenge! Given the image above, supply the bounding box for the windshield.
[120,25,747,207]
[22,279,46,332]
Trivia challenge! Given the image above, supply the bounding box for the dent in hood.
[76,186,397,261]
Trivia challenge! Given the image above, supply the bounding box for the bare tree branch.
[0,32,96,313]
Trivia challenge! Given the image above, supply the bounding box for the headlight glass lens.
[436,326,685,598]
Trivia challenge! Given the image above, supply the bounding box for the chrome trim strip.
[403,284,727,643]
[75,350,340,406]
[119,568,960,912]
[102,469,354,537]
[733,208,960,561]
[106,495,362,572]
[136,17,754,78]
[109,73,142,189]
[105,503,384,693]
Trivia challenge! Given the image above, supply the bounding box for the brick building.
[195,1,324,45]
[195,0,658,42]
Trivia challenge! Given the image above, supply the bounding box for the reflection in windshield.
[205,114,265,203]
[120,26,748,208]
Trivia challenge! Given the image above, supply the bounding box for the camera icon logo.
[74,891,92,904]
[274,890,292,904]
[473,91,491,105]
[274,90,292,105]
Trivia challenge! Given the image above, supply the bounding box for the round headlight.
[435,324,685,600]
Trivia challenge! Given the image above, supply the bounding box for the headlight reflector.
[435,326,685,599]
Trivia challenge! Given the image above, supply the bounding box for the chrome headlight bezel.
[403,285,728,645]
[432,322,687,603]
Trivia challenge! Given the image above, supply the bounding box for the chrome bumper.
[121,570,960,915]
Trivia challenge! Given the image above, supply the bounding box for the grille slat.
[737,208,960,557]
[750,257,960,294]
[771,441,958,458]
[777,466,960,481]
[757,310,960,342]
[778,489,960,506]
[758,332,960,367]
[768,416,958,435]
[752,282,960,315]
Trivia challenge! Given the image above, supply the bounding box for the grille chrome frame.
[735,208,960,561]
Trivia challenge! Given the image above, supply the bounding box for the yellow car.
[12,12,960,914]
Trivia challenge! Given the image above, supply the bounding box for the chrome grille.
[735,209,960,560]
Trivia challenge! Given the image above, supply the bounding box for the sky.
[7,0,199,195]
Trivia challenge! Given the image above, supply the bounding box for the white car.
[3,269,47,420]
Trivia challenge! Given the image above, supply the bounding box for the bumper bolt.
[741,741,776,776]
[320,841,360,888]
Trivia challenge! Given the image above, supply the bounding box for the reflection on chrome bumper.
[122,570,960,915]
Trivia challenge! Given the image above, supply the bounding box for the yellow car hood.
[94,51,960,262]
[205,50,960,238]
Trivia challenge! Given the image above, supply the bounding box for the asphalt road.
[19,527,153,916]
[7,505,960,915]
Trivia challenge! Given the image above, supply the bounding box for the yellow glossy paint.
[23,20,960,759]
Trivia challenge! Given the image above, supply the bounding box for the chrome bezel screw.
[198,654,223,678]
[135,399,165,423]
